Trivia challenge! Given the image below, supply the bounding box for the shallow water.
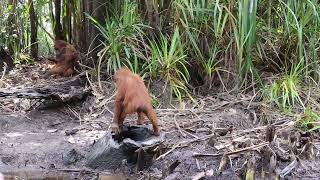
[0,170,126,180]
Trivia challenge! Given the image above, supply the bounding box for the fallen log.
[0,72,91,102]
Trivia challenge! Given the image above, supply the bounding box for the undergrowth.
[1,0,320,112]
[264,62,305,111]
[84,0,320,114]
[296,107,320,132]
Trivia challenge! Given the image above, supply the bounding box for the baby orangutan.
[45,40,79,78]
[111,68,160,136]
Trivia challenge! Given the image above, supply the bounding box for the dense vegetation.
[1,0,320,130]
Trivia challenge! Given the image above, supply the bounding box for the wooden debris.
[245,155,255,180]
[217,154,228,174]
[191,169,214,180]
[156,143,180,161]
[0,72,91,102]
[162,160,181,178]
[193,142,269,157]
[300,141,314,159]
[65,128,80,136]
[86,125,164,171]
[299,132,314,159]
[168,160,181,174]
[164,172,180,180]
[261,146,278,179]
[279,159,298,178]
[265,124,276,142]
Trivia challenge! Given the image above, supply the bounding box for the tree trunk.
[4,0,16,71]
[0,47,13,73]
[53,0,65,40]
[160,0,172,33]
[139,0,160,38]
[84,0,92,51]
[91,0,106,49]
[7,0,17,56]
[28,0,38,60]
[75,0,87,52]
[71,0,78,47]
[62,0,72,42]
[84,0,106,59]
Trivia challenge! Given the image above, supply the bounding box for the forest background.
[1,0,320,132]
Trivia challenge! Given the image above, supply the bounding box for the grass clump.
[266,75,303,111]
[148,27,191,102]
[88,0,147,75]
[296,107,320,132]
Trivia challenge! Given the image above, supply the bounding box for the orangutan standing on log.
[111,67,160,136]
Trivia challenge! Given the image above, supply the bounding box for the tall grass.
[232,0,261,88]
[260,0,320,110]
[148,27,190,102]
[85,0,320,106]
[88,0,147,75]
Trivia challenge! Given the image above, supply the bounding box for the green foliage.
[85,0,320,104]
[201,45,220,82]
[1,0,320,107]
[264,62,304,110]
[13,45,34,65]
[150,93,160,108]
[148,27,191,102]
[0,0,53,60]
[173,0,211,59]
[266,75,301,111]
[173,0,228,66]
[14,52,34,65]
[233,0,261,87]
[87,0,146,74]
[296,107,320,132]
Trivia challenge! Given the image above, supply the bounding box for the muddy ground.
[1,63,320,180]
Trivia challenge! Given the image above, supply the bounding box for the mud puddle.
[0,109,107,171]
[0,170,126,180]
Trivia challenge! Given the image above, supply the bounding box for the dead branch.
[192,142,269,157]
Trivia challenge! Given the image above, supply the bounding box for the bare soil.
[1,63,320,180]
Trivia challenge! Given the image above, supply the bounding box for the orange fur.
[112,68,160,136]
[45,40,79,78]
